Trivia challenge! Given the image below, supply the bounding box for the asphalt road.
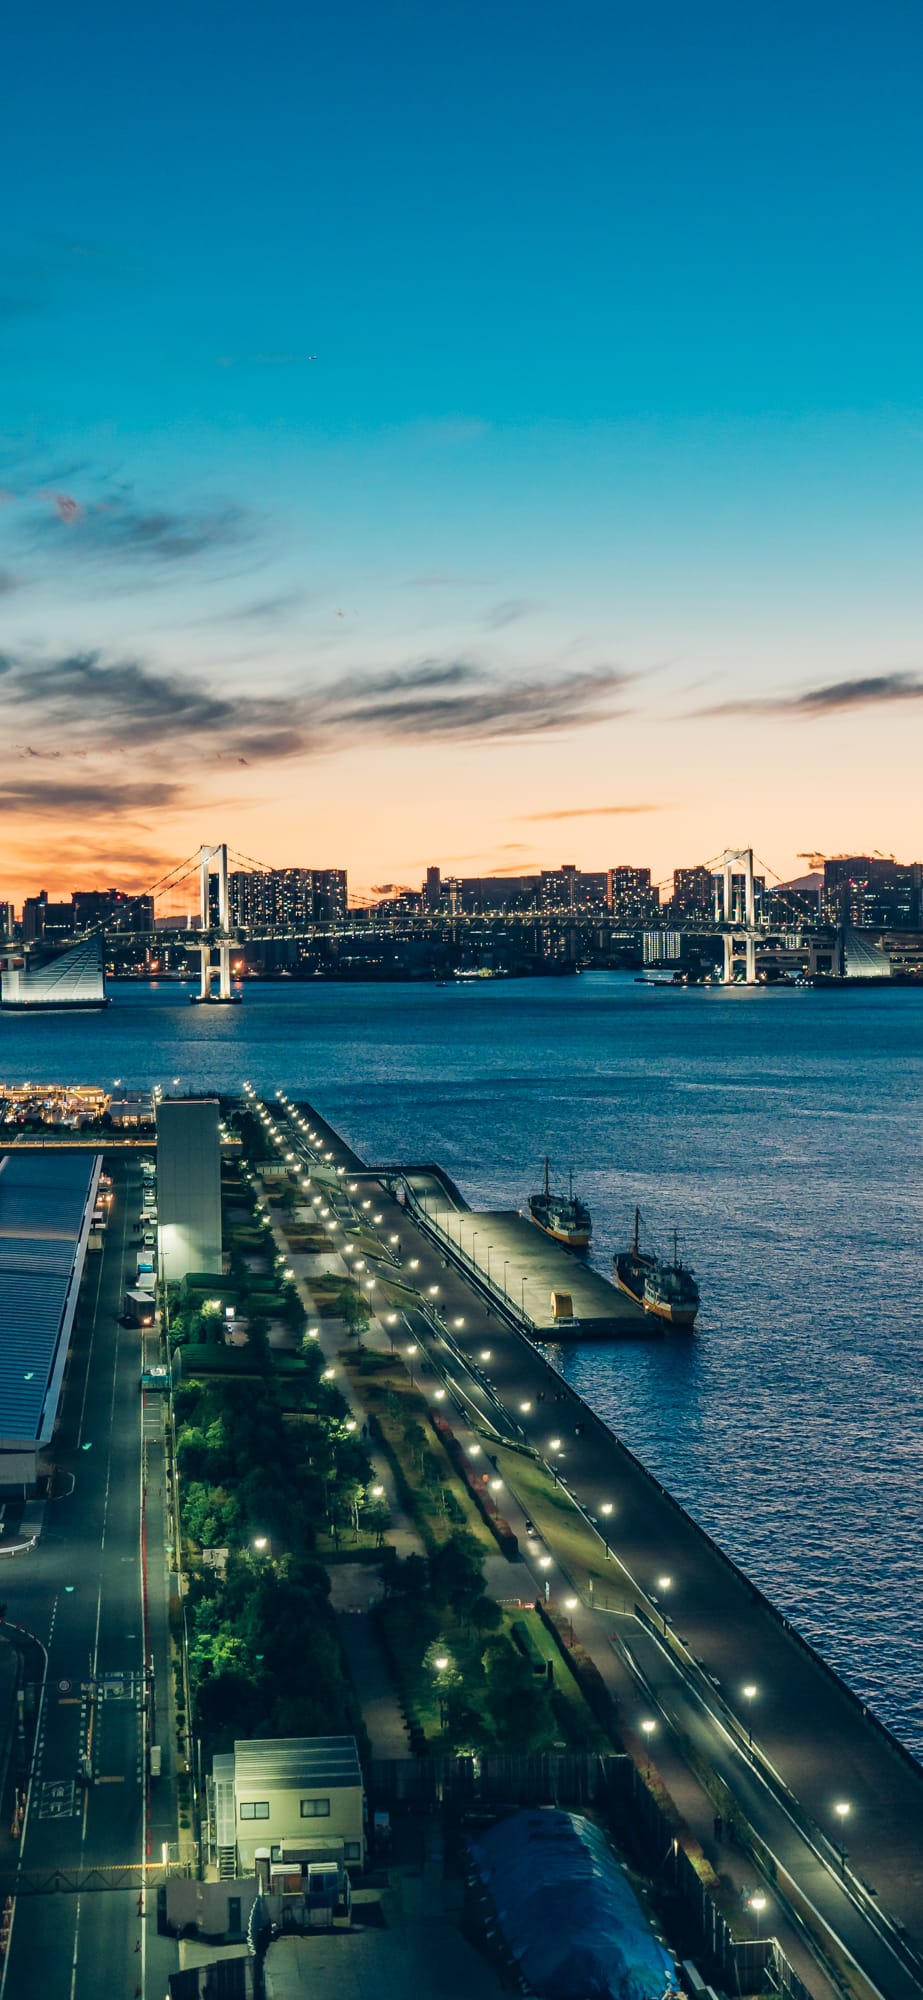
[279,1094,923,2000]
[0,1156,160,2000]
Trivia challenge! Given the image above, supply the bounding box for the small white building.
[212,1735,365,1875]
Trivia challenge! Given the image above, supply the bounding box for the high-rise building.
[670,867,714,921]
[228,867,348,929]
[821,857,921,929]
[607,866,661,925]
[156,1098,222,1285]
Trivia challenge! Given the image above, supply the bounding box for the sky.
[2,0,922,903]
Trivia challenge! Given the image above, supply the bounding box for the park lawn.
[361,1367,497,1557]
[505,1607,611,1752]
[490,1444,636,1615]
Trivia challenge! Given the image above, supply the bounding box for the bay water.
[4,973,921,1755]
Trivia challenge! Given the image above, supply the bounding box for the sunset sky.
[2,0,922,903]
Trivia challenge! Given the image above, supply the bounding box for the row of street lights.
[262,1087,861,1921]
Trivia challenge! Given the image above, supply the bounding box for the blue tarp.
[469,1808,676,2000]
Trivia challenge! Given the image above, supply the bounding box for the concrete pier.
[404,1168,650,1337]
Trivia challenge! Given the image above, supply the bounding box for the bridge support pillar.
[217,942,232,1001]
[723,933,736,983]
[199,942,211,999]
[745,934,757,984]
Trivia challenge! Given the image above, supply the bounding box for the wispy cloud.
[0,648,639,859]
[520,802,662,821]
[29,493,252,565]
[0,774,185,817]
[688,673,923,720]
[485,599,538,629]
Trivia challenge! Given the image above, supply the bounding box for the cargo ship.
[528,1159,592,1249]
[614,1209,699,1327]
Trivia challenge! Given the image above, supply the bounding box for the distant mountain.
[776,872,821,893]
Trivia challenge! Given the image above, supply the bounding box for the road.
[0,1154,174,2000]
[275,1093,923,2000]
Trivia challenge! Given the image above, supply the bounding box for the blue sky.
[2,0,922,894]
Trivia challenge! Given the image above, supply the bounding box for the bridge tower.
[713,848,761,984]
[194,843,237,1004]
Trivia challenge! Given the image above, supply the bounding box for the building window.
[240,1801,270,1820]
[300,1798,330,1818]
[344,1842,361,1861]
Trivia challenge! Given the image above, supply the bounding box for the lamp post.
[471,1231,479,1272]
[600,1501,613,1559]
[405,1343,418,1388]
[503,1258,511,1298]
[641,1719,656,1775]
[747,1892,768,1939]
[742,1682,758,1749]
[520,1274,527,1319]
[564,1596,578,1644]
[655,1574,672,1636]
[834,1801,850,1877]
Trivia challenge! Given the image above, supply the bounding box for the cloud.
[0,774,185,817]
[44,498,251,564]
[689,673,923,720]
[520,802,662,821]
[485,599,538,629]
[0,648,638,849]
[0,569,19,594]
[333,664,634,741]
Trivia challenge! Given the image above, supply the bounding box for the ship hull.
[642,1296,698,1328]
[614,1266,697,1328]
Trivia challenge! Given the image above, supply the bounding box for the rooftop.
[0,1152,99,1444]
[234,1736,362,1793]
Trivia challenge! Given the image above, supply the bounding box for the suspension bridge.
[0,845,856,1009]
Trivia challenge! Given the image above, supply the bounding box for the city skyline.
[3,2,922,899]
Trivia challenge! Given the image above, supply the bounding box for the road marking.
[57,1697,80,1706]
[95,1774,125,1784]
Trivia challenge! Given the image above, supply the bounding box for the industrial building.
[156,1098,222,1285]
[210,1736,365,1875]
[0,1152,100,1491]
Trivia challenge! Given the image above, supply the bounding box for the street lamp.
[564,1596,578,1643]
[405,1343,418,1387]
[655,1574,672,1636]
[600,1500,613,1558]
[742,1682,758,1748]
[834,1801,850,1876]
[641,1718,656,1774]
[503,1258,511,1297]
[747,1892,768,1939]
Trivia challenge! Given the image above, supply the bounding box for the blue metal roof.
[469,1809,676,2000]
[0,1154,98,1445]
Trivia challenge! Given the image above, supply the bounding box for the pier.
[266,1091,923,1999]
[401,1165,651,1338]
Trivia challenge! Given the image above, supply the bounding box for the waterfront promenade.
[271,1092,923,2000]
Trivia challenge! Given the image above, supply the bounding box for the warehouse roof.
[0,1153,100,1444]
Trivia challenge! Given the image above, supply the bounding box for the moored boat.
[528,1158,592,1249]
[614,1208,699,1327]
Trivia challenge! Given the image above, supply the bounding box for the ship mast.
[633,1206,640,1255]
